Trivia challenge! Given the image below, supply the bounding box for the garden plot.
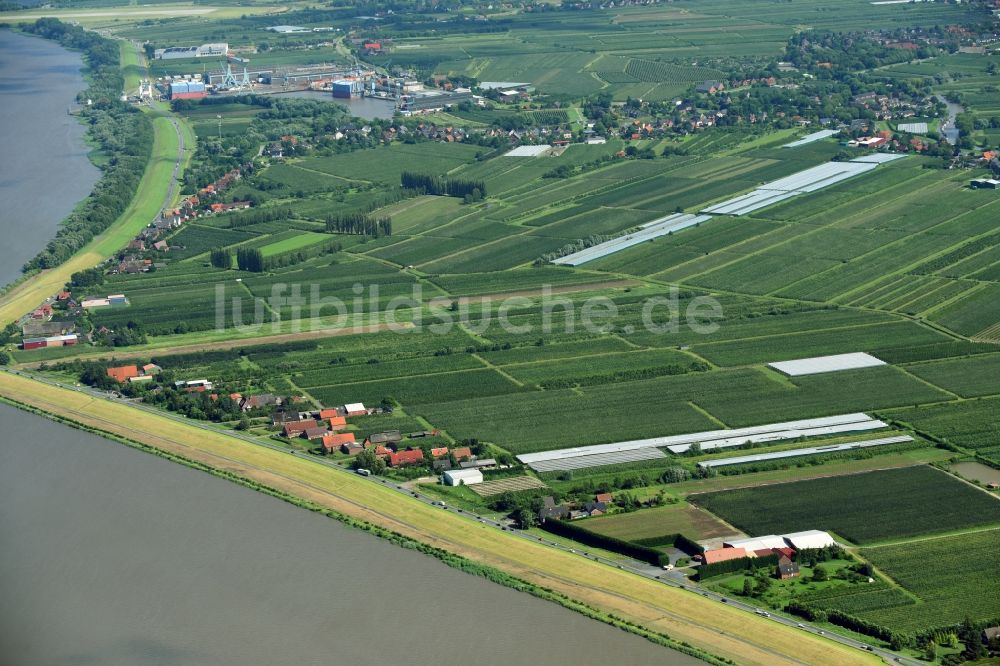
[469,476,547,497]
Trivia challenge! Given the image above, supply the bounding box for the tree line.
[325,212,392,236]
[400,172,486,199]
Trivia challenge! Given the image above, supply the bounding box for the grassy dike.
[0,371,879,666]
[0,112,181,324]
[0,36,189,326]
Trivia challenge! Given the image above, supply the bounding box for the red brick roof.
[321,432,356,450]
[388,449,424,466]
[451,446,472,460]
[107,365,140,383]
[430,447,449,458]
[702,547,747,565]
[319,408,340,420]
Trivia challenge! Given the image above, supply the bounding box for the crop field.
[298,143,481,184]
[691,466,1000,545]
[886,399,1000,452]
[854,529,1000,632]
[901,353,1000,398]
[584,504,737,543]
[469,476,547,497]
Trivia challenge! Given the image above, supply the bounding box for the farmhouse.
[320,432,356,453]
[107,365,141,383]
[702,547,748,565]
[283,419,318,437]
[442,469,483,486]
[318,408,340,420]
[451,446,473,460]
[387,449,424,467]
[303,426,328,440]
[777,555,800,580]
[696,80,725,94]
[326,415,348,430]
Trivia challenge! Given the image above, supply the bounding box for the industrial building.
[443,469,484,486]
[169,81,207,100]
[767,352,887,377]
[398,90,473,113]
[21,334,78,350]
[332,79,366,99]
[154,43,228,60]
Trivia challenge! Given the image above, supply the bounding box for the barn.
[442,469,483,487]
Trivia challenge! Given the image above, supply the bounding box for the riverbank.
[0,30,100,288]
[0,370,878,666]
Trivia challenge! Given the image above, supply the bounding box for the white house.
[442,469,483,487]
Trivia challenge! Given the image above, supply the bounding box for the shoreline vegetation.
[0,370,877,666]
[9,20,154,273]
[0,393,731,666]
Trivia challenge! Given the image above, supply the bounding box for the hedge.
[540,518,670,566]
[697,553,779,580]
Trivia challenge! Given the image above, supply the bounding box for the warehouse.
[724,535,788,551]
[782,530,836,550]
[169,81,207,100]
[154,43,228,59]
[442,469,484,487]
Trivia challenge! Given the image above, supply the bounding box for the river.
[0,30,100,288]
[0,404,698,665]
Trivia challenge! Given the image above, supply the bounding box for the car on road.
[355,468,372,476]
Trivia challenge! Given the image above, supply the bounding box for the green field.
[691,466,1000,545]
[801,529,1000,633]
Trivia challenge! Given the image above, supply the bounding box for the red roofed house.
[774,547,795,559]
[595,492,614,504]
[702,547,747,565]
[388,449,424,467]
[430,447,450,458]
[107,365,141,383]
[451,446,472,460]
[325,415,348,431]
[283,419,318,437]
[320,432,356,453]
[319,408,340,420]
[56,291,71,301]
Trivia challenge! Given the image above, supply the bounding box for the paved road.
[9,368,919,666]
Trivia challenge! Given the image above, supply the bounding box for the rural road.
[10,368,921,666]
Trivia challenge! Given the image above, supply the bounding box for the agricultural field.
[849,529,1000,633]
[691,466,1000,545]
[584,504,738,543]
